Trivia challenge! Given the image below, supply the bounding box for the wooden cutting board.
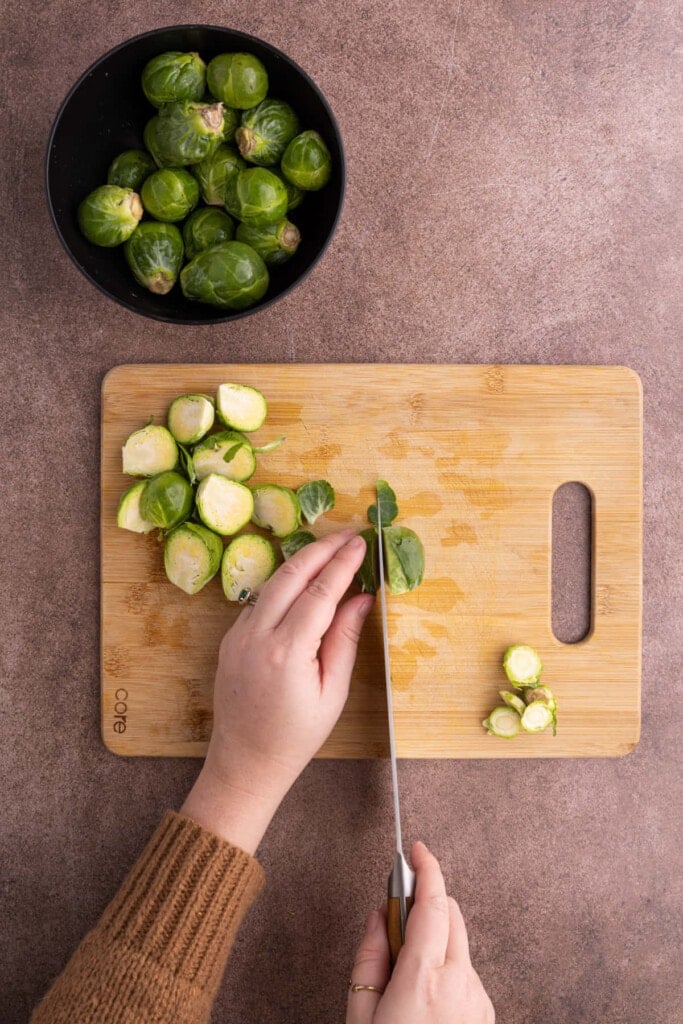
[101,364,642,758]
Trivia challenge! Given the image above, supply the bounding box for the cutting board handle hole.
[551,482,592,644]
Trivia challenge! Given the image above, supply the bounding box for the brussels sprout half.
[251,485,301,538]
[382,525,425,594]
[142,51,206,108]
[167,394,215,445]
[122,424,178,477]
[78,185,142,247]
[124,221,184,294]
[164,522,223,595]
[225,168,288,226]
[180,241,269,311]
[196,474,254,535]
[182,207,235,260]
[281,130,332,191]
[144,100,225,168]
[235,218,301,266]
[236,99,299,166]
[207,52,268,109]
[483,707,521,739]
[117,481,155,534]
[222,533,277,602]
[191,144,245,205]
[215,382,267,432]
[140,169,199,222]
[192,430,257,483]
[140,471,194,530]
[107,149,157,191]
[502,645,543,688]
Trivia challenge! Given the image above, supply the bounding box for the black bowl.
[45,25,345,324]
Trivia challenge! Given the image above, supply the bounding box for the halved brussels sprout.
[144,100,224,168]
[140,169,199,222]
[195,474,254,535]
[236,99,299,166]
[124,221,184,294]
[141,51,206,107]
[222,533,277,601]
[216,383,267,431]
[251,485,301,538]
[207,53,268,109]
[180,241,269,310]
[520,702,554,734]
[483,707,521,739]
[271,169,304,211]
[167,394,215,444]
[281,130,332,191]
[117,481,155,533]
[225,168,288,226]
[140,471,193,529]
[382,525,425,594]
[164,521,223,595]
[502,645,543,688]
[107,149,157,191]
[182,207,235,259]
[191,144,245,205]
[77,185,142,247]
[122,424,178,476]
[235,218,301,265]
[192,430,257,482]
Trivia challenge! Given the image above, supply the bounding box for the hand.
[182,528,374,853]
[347,842,495,1024]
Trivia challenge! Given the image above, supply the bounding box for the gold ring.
[348,981,385,995]
[237,587,258,606]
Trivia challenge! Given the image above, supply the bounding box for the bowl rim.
[44,23,346,325]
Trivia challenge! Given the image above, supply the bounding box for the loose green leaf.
[281,530,316,560]
[355,528,378,594]
[222,442,246,464]
[252,435,285,453]
[297,480,336,525]
[176,443,198,485]
[368,480,398,527]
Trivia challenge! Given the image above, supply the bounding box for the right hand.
[346,842,494,1024]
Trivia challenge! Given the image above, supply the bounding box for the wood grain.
[101,364,642,758]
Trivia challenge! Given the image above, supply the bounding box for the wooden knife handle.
[387,895,414,967]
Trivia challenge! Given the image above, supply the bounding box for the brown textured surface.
[1,2,681,1022]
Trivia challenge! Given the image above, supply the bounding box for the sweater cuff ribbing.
[99,811,265,995]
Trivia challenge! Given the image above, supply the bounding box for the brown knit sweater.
[30,811,265,1023]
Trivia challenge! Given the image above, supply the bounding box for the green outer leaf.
[176,443,198,485]
[280,530,316,559]
[251,435,285,454]
[222,442,246,464]
[296,480,336,524]
[355,528,378,594]
[368,480,398,526]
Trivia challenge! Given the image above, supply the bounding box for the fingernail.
[358,595,375,616]
[366,910,380,931]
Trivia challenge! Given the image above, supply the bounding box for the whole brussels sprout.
[180,241,269,310]
[124,221,184,294]
[235,218,300,265]
[77,185,142,247]
[281,130,332,191]
[140,168,199,222]
[191,144,245,205]
[144,100,224,167]
[225,168,288,226]
[141,51,206,107]
[140,470,194,530]
[236,99,299,166]
[207,52,268,109]
[183,207,235,260]
[271,169,304,212]
[107,149,156,190]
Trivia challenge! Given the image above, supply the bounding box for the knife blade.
[376,484,416,966]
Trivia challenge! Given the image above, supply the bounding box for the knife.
[376,484,416,966]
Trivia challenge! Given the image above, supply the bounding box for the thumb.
[320,593,374,695]
[346,909,391,1024]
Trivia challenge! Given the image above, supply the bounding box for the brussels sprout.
[144,100,224,167]
[216,383,267,432]
[180,241,269,310]
[107,149,156,190]
[271,169,304,211]
[222,534,277,602]
[124,221,184,294]
[207,53,268,109]
[281,130,332,191]
[140,169,199,222]
[182,208,235,259]
[195,474,254,535]
[140,471,193,530]
[117,481,155,533]
[192,430,257,482]
[235,218,301,265]
[167,394,215,444]
[382,525,425,594]
[122,424,178,476]
[280,530,316,560]
[296,480,335,524]
[251,485,301,538]
[236,99,299,166]
[191,144,245,205]
[225,168,288,226]
[368,480,398,527]
[77,185,142,247]
[482,707,521,739]
[164,522,222,595]
[520,702,554,734]
[141,51,206,107]
[502,645,542,688]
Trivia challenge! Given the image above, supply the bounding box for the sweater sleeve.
[30,811,265,1024]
